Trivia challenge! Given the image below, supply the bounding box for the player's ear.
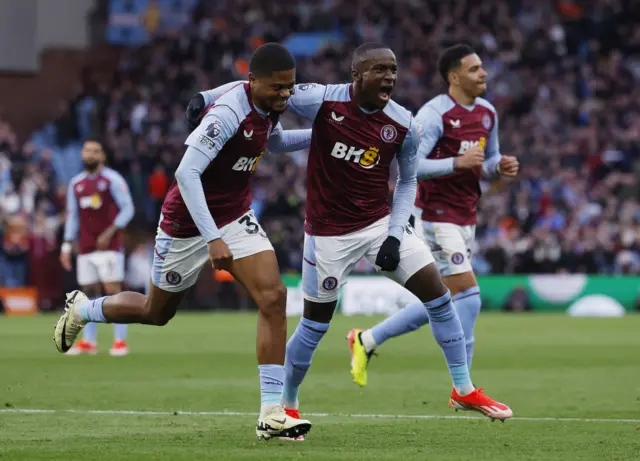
[448,71,458,86]
[248,72,256,85]
[351,67,360,83]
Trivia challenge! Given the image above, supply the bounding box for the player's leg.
[65,253,101,355]
[53,231,206,353]
[440,224,480,369]
[443,273,479,369]
[378,229,512,420]
[354,222,479,369]
[283,231,364,408]
[65,282,101,355]
[223,210,311,440]
[104,281,129,356]
[98,251,130,356]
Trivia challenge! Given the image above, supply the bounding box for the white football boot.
[255,405,312,441]
[54,290,89,353]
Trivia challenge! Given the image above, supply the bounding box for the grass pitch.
[1,312,639,460]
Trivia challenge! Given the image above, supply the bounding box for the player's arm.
[199,82,246,106]
[375,120,419,272]
[285,83,327,122]
[60,181,79,270]
[481,114,519,178]
[267,122,312,153]
[481,113,502,179]
[414,106,452,179]
[96,173,136,250]
[388,120,419,242]
[176,105,239,244]
[186,81,246,131]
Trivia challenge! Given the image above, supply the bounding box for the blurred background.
[0,0,638,315]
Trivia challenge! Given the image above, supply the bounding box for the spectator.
[2,0,639,297]
[148,163,169,218]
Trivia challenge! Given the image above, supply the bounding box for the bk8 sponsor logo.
[79,194,102,210]
[457,137,486,155]
[231,152,264,172]
[330,142,381,169]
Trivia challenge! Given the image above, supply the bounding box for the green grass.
[1,313,640,460]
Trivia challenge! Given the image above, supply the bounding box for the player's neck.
[251,98,270,116]
[85,165,103,176]
[448,87,475,106]
[352,86,378,113]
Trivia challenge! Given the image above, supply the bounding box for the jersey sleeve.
[200,81,246,106]
[174,146,223,242]
[63,180,79,242]
[286,83,326,121]
[388,119,419,241]
[267,122,312,153]
[107,172,135,229]
[184,105,240,161]
[415,104,454,179]
[481,113,502,178]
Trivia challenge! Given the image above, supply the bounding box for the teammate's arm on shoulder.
[199,81,247,106]
[185,105,240,161]
[267,123,312,153]
[286,83,327,121]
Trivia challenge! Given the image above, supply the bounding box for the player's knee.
[256,283,287,316]
[146,310,176,326]
[142,297,177,326]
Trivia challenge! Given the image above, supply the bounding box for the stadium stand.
[0,0,638,308]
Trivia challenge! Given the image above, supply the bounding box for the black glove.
[375,236,401,271]
[186,93,206,132]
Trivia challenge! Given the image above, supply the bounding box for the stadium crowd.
[1,0,639,302]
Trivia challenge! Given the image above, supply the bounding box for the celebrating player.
[53,43,313,440]
[278,43,512,423]
[348,44,519,416]
[60,139,134,356]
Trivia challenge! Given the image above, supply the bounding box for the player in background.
[348,45,519,414]
[279,42,512,423]
[53,43,313,440]
[60,139,134,356]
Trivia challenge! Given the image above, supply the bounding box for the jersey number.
[239,215,259,235]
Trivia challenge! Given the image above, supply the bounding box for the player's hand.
[498,155,519,177]
[186,93,206,132]
[96,229,114,251]
[375,236,401,272]
[454,146,485,170]
[208,238,233,271]
[59,251,72,272]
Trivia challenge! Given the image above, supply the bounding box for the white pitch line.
[0,408,638,424]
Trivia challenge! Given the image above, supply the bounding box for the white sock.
[260,403,280,419]
[456,383,475,396]
[360,329,377,353]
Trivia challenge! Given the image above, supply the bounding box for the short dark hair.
[249,43,296,77]
[438,44,476,85]
[83,137,104,148]
[352,42,390,70]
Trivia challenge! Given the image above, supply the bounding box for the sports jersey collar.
[348,83,380,115]
[446,92,476,112]
[244,82,270,119]
[85,166,104,179]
